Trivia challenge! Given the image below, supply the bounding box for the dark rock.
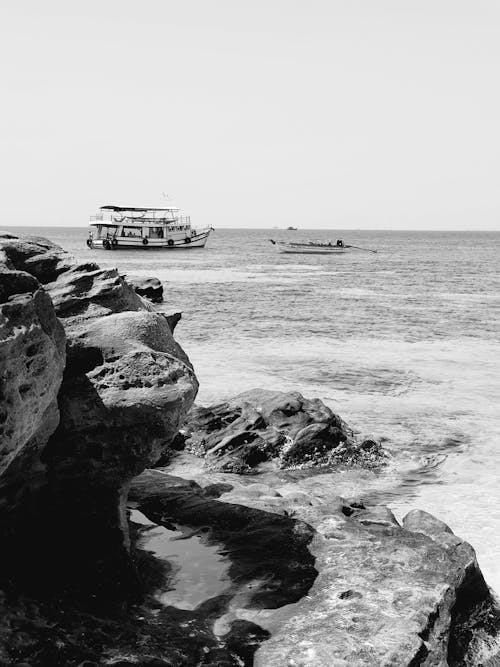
[161,310,182,333]
[0,267,66,511]
[205,430,269,473]
[280,422,346,466]
[182,389,385,471]
[126,275,164,303]
[0,234,197,600]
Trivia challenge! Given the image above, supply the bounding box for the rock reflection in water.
[131,509,231,610]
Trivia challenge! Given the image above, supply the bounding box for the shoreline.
[1,230,499,665]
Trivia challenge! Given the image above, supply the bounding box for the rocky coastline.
[1,232,499,666]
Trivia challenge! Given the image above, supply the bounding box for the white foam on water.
[190,334,500,592]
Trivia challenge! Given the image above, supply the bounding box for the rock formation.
[1,232,499,666]
[0,233,197,599]
[180,389,385,472]
[128,470,500,667]
[126,275,164,303]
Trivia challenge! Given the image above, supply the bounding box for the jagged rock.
[181,389,384,472]
[0,234,198,599]
[161,310,182,333]
[126,275,164,303]
[0,264,66,512]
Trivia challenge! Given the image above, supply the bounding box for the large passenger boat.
[87,205,213,250]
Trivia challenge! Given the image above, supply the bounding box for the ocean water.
[9,226,500,592]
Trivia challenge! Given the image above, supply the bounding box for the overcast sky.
[2,0,499,229]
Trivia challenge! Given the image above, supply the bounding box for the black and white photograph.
[1,1,500,665]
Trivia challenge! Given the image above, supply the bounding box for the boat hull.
[88,229,212,250]
[275,243,347,254]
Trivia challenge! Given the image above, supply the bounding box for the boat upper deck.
[90,205,190,226]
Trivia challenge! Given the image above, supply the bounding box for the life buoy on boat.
[184,237,191,244]
[103,239,111,250]
[336,239,343,247]
[86,238,93,248]
[167,239,174,246]
[142,238,149,246]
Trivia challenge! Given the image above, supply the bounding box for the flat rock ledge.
[129,470,500,667]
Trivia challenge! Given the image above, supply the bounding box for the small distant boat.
[269,239,377,254]
[286,226,298,231]
[87,204,213,250]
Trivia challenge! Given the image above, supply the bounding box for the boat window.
[148,227,164,239]
[121,226,142,238]
[100,225,118,238]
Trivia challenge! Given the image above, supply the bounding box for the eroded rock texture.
[130,470,500,667]
[181,389,385,472]
[0,233,198,599]
[0,254,66,512]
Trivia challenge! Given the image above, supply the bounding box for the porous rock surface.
[181,389,385,472]
[130,469,500,667]
[0,233,198,596]
[0,249,66,508]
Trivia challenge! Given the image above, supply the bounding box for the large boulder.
[0,233,198,598]
[0,265,66,509]
[181,389,385,472]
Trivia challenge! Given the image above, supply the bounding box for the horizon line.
[1,224,500,233]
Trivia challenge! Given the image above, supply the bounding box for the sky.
[1,0,500,230]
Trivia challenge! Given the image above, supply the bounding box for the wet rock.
[280,422,346,466]
[126,275,164,303]
[182,389,385,471]
[127,468,500,667]
[205,430,269,473]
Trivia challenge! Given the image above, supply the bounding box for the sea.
[10,226,500,593]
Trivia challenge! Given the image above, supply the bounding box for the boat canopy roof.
[100,204,180,212]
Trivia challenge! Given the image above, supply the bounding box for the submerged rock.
[181,389,385,472]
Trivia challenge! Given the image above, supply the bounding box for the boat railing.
[89,213,191,225]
